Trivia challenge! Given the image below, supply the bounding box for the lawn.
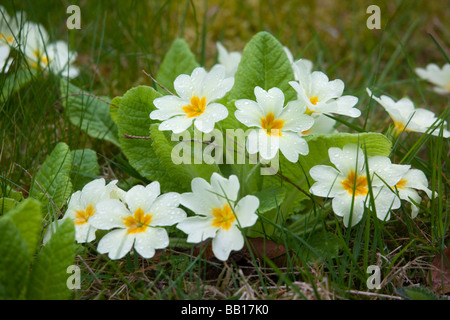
[0,0,449,301]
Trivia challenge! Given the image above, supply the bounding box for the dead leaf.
[429,247,450,294]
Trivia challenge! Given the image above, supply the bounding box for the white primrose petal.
[309,165,342,197]
[332,194,366,227]
[254,86,285,117]
[212,225,244,261]
[257,129,280,160]
[279,132,309,163]
[202,64,234,101]
[176,216,218,243]
[134,228,169,258]
[188,176,223,209]
[90,199,129,230]
[190,67,208,93]
[151,193,187,226]
[194,103,228,133]
[304,114,337,135]
[74,223,97,244]
[210,173,240,202]
[158,116,193,134]
[328,144,364,175]
[398,188,422,219]
[173,74,195,101]
[97,229,135,260]
[233,195,259,228]
[279,101,313,132]
[234,99,265,128]
[335,95,360,118]
[246,129,259,155]
[401,169,433,198]
[79,178,108,205]
[125,182,160,214]
[370,187,401,222]
[368,156,410,187]
[151,96,187,120]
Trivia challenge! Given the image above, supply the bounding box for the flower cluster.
[0,6,78,78]
[309,143,436,227]
[45,173,260,261]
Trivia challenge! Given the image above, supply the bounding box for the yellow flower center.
[31,49,49,68]
[392,120,412,137]
[182,96,206,118]
[211,203,235,230]
[395,178,407,189]
[309,96,319,105]
[74,204,96,225]
[123,207,152,234]
[260,112,285,136]
[341,170,368,197]
[0,33,13,44]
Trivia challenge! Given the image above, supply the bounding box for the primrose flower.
[216,41,241,77]
[309,144,409,227]
[176,173,259,261]
[20,22,79,78]
[44,178,120,244]
[89,181,186,260]
[289,65,360,118]
[150,65,234,134]
[415,63,450,95]
[393,168,435,218]
[235,86,314,163]
[0,6,25,47]
[366,88,450,138]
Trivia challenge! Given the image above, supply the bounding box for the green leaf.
[4,198,42,258]
[156,38,199,95]
[395,286,441,300]
[149,124,219,192]
[0,217,30,299]
[109,96,122,124]
[117,85,180,190]
[296,231,341,263]
[221,31,296,130]
[70,149,100,191]
[253,186,286,214]
[29,142,73,210]
[0,69,37,102]
[0,184,24,202]
[26,218,76,300]
[60,80,119,146]
[0,197,19,214]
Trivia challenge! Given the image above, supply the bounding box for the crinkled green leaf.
[29,142,73,210]
[70,149,100,191]
[220,31,296,130]
[297,231,341,263]
[60,79,119,146]
[26,218,75,300]
[0,185,23,202]
[117,85,179,191]
[395,286,441,300]
[0,197,19,214]
[109,96,122,124]
[0,217,30,299]
[149,124,219,192]
[253,186,286,214]
[4,198,42,258]
[156,38,199,95]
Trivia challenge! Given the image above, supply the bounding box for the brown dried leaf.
[429,247,450,294]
